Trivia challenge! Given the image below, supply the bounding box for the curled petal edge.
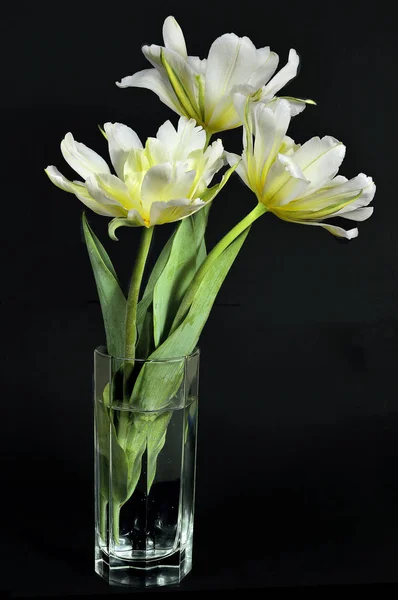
[108,212,146,241]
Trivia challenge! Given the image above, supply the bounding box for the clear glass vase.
[93,346,199,588]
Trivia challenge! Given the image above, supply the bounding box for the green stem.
[100,496,108,542]
[125,226,155,360]
[205,130,212,149]
[170,203,267,333]
[123,226,154,396]
[119,226,154,446]
[112,501,121,544]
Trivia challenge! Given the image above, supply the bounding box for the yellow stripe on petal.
[161,49,202,123]
[94,174,138,210]
[274,191,363,221]
[195,74,205,122]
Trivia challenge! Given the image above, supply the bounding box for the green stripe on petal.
[280,96,317,105]
[98,125,107,139]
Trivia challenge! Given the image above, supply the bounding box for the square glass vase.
[93,345,199,588]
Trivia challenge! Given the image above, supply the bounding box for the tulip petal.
[141,163,196,210]
[279,135,301,155]
[248,50,279,90]
[249,104,276,182]
[260,49,300,100]
[160,48,202,122]
[89,173,141,211]
[45,166,123,217]
[285,175,375,217]
[285,219,359,239]
[331,174,376,215]
[162,16,187,57]
[205,94,242,133]
[188,140,226,197]
[176,116,206,155]
[85,175,129,216]
[104,122,142,178]
[202,138,225,185]
[123,147,150,176]
[116,68,181,114]
[60,133,111,180]
[325,175,348,186]
[265,154,310,206]
[148,117,204,171]
[204,34,260,119]
[291,136,346,194]
[188,56,207,75]
[200,161,240,204]
[141,43,164,67]
[108,212,146,240]
[283,187,362,215]
[45,165,83,194]
[149,198,205,225]
[151,118,206,165]
[226,152,250,188]
[249,100,292,190]
[337,207,374,221]
[278,96,317,116]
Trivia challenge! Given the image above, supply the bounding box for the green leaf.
[154,225,250,358]
[192,203,211,269]
[82,213,126,358]
[136,308,154,360]
[131,226,251,410]
[95,399,110,501]
[123,410,173,497]
[153,218,197,347]
[136,229,175,341]
[126,228,250,492]
[124,415,148,500]
[95,398,129,506]
[111,419,129,504]
[146,411,173,491]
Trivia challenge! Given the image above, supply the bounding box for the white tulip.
[45,117,230,237]
[116,16,310,134]
[226,100,375,238]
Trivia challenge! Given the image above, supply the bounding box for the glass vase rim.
[94,344,200,364]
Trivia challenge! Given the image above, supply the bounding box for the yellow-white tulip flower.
[45,117,229,237]
[226,100,375,238]
[116,16,308,134]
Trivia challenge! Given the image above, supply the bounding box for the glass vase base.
[95,547,192,588]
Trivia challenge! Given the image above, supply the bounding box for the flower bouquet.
[45,16,375,588]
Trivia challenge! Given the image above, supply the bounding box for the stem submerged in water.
[112,501,121,544]
[119,226,154,446]
[99,496,108,542]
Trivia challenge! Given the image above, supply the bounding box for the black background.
[2,1,398,596]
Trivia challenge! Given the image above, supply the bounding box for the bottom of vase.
[95,545,192,588]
